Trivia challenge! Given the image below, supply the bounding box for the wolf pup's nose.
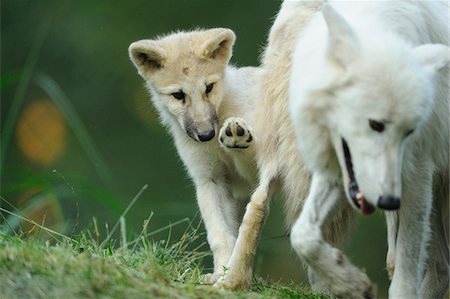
[198,129,215,142]
[377,195,401,210]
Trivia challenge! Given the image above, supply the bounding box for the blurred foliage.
[1,0,390,296]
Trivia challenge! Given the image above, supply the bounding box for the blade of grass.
[120,216,127,250]
[146,217,190,238]
[126,217,190,247]
[92,217,100,245]
[130,212,153,253]
[0,196,26,234]
[1,211,20,234]
[52,175,124,216]
[100,184,148,248]
[0,207,73,242]
[0,19,51,169]
[34,73,113,186]
[0,195,71,241]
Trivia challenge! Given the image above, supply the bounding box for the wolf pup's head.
[129,28,235,142]
[290,4,449,214]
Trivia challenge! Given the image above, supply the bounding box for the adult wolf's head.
[290,4,449,214]
[129,28,235,142]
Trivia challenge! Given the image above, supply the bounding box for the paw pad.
[219,117,253,149]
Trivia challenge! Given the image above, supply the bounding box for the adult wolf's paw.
[330,269,377,299]
[219,117,253,149]
[386,249,395,280]
[213,274,251,290]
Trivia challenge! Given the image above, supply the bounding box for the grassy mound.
[0,221,330,299]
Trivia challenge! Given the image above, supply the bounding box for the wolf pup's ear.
[201,28,236,63]
[129,40,167,76]
[322,3,359,67]
[413,44,449,74]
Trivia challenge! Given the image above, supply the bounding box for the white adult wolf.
[289,1,449,298]
[128,28,260,283]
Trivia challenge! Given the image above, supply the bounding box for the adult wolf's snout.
[377,195,400,210]
[198,129,216,142]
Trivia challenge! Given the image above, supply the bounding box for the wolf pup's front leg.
[219,117,257,182]
[195,178,243,285]
[219,117,254,150]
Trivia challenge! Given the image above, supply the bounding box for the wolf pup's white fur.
[289,1,449,298]
[128,28,260,284]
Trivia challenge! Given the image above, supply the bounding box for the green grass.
[0,219,331,299]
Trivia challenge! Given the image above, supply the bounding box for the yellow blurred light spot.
[16,99,67,165]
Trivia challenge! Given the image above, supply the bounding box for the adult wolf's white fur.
[128,29,260,283]
[289,1,449,298]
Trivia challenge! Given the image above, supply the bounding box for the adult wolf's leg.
[420,174,449,299]
[385,211,398,280]
[196,180,241,284]
[389,161,433,298]
[290,173,375,298]
[214,163,278,290]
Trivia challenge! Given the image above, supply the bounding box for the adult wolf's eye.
[205,83,214,94]
[172,91,185,100]
[369,119,385,132]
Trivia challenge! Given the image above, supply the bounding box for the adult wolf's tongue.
[360,198,375,215]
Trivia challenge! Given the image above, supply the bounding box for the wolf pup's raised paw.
[219,117,253,149]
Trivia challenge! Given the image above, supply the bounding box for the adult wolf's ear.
[413,44,450,74]
[129,40,167,77]
[201,28,236,63]
[322,3,359,67]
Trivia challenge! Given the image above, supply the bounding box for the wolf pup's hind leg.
[214,163,277,290]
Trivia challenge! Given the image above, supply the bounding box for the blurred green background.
[1,0,390,296]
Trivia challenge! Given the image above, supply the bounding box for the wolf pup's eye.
[172,91,185,101]
[205,83,214,95]
[369,119,385,132]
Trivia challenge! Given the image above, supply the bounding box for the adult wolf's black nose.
[198,129,215,142]
[377,195,400,210]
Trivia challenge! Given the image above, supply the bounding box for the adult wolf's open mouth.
[341,138,375,215]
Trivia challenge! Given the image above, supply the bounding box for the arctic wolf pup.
[289,1,449,298]
[129,28,260,284]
